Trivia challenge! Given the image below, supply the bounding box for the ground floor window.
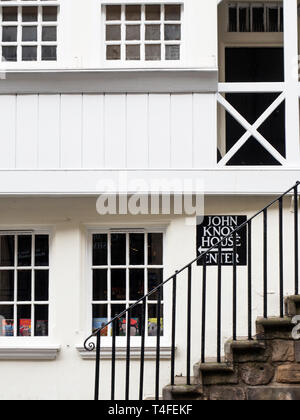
[0,233,49,337]
[91,230,164,338]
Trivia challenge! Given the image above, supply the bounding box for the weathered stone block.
[202,371,239,386]
[272,340,295,363]
[240,363,274,386]
[208,386,246,401]
[277,364,300,383]
[248,386,300,400]
[295,341,300,363]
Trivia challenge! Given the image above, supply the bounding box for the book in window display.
[148,318,163,336]
[93,318,109,336]
[1,319,14,337]
[35,320,48,337]
[19,319,31,336]
[120,318,140,336]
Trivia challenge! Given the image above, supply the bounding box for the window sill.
[76,346,174,361]
[0,345,61,361]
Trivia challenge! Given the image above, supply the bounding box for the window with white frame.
[0,233,49,337]
[104,4,182,61]
[228,2,283,33]
[0,0,58,63]
[91,231,164,337]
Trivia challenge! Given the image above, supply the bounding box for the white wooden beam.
[284,0,300,166]
[218,83,285,93]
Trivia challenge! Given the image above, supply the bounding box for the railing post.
[263,209,268,318]
[125,307,131,401]
[94,331,101,401]
[279,197,284,316]
[171,273,177,386]
[201,259,207,364]
[155,287,162,400]
[111,319,116,400]
[295,184,299,295]
[248,220,252,340]
[139,298,146,401]
[233,233,237,341]
[217,243,222,363]
[186,265,192,385]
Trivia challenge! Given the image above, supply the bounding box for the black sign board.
[197,215,247,266]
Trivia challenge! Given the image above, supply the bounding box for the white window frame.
[0,0,59,64]
[101,1,185,68]
[87,227,171,348]
[0,228,51,341]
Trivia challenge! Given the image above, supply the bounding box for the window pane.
[2,26,17,42]
[111,269,126,300]
[145,24,160,41]
[268,7,279,32]
[35,235,49,266]
[42,46,57,61]
[145,5,161,21]
[126,25,140,41]
[111,234,126,265]
[2,46,17,62]
[165,5,181,21]
[166,45,180,60]
[129,233,144,265]
[42,26,57,42]
[93,304,108,336]
[3,7,18,22]
[252,7,264,32]
[18,235,32,266]
[106,45,120,60]
[148,233,163,265]
[148,304,163,336]
[0,271,14,301]
[106,5,121,21]
[0,305,14,337]
[145,44,161,61]
[93,269,107,301]
[35,305,48,336]
[22,26,37,42]
[148,269,163,300]
[17,305,31,336]
[106,25,121,41]
[17,270,31,301]
[22,7,38,22]
[129,269,144,300]
[228,6,238,32]
[164,24,181,41]
[93,234,107,266]
[126,44,140,60]
[22,46,37,61]
[0,236,14,267]
[42,6,58,22]
[111,304,126,336]
[35,270,49,301]
[126,5,141,21]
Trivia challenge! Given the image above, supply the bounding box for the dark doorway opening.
[224,47,285,165]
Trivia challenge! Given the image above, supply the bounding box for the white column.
[284,0,300,166]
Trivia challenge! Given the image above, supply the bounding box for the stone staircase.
[163,295,300,400]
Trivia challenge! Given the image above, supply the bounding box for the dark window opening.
[224,48,285,166]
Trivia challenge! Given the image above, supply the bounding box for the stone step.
[225,339,268,363]
[162,377,203,401]
[285,295,300,316]
[256,317,293,339]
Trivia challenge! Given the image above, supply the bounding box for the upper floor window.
[104,4,182,62]
[0,233,50,337]
[228,2,283,33]
[0,0,58,63]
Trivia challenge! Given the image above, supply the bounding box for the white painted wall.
[0,195,297,400]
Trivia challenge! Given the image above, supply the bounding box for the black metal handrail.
[84,182,300,401]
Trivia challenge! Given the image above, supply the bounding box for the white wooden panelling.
[60,95,82,169]
[82,95,105,169]
[148,94,171,169]
[171,94,193,168]
[0,93,217,171]
[38,95,60,169]
[193,94,217,168]
[16,95,39,169]
[104,94,127,168]
[126,94,148,169]
[0,96,16,169]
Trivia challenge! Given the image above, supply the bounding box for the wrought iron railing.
[84,182,300,401]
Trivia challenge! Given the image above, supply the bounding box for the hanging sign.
[197,215,247,266]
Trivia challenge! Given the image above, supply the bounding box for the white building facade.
[0,0,299,400]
